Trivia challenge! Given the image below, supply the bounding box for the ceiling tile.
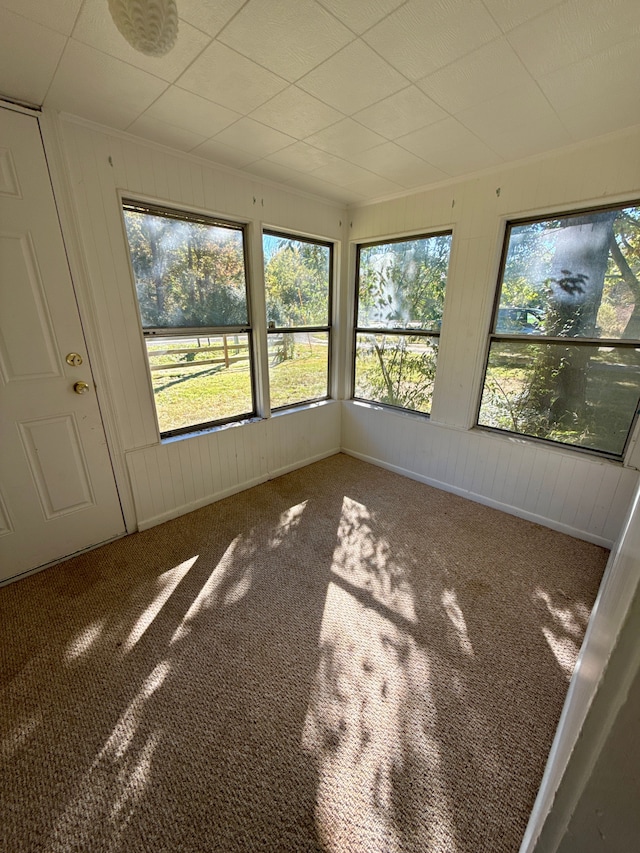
[144,87,241,138]
[218,0,353,82]
[417,37,533,115]
[244,160,298,184]
[282,172,361,203]
[0,8,66,104]
[316,0,407,35]
[397,118,503,176]
[0,0,82,36]
[310,158,376,186]
[306,118,387,158]
[176,41,288,113]
[539,37,640,141]
[249,86,343,139]
[392,161,449,189]
[344,173,404,198]
[298,39,407,113]
[352,142,447,187]
[178,0,248,37]
[364,0,500,80]
[45,40,168,129]
[508,0,640,78]
[481,0,565,33]
[72,0,211,83]
[212,117,295,158]
[126,115,207,152]
[191,138,256,169]
[456,81,572,159]
[354,86,448,140]
[266,142,341,172]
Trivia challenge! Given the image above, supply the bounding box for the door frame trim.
[35,108,136,532]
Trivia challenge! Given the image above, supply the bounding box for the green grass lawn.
[150,342,329,432]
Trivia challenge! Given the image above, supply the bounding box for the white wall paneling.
[128,403,341,530]
[342,401,638,547]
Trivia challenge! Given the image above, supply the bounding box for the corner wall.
[343,126,640,547]
[58,117,343,530]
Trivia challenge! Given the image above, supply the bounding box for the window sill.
[160,415,264,445]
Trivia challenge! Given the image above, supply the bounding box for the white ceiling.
[1,0,639,205]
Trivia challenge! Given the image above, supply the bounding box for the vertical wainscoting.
[127,402,341,530]
[342,401,639,547]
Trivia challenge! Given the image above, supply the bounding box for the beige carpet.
[0,453,608,853]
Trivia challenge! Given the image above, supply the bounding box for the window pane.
[478,341,640,456]
[497,205,640,339]
[123,209,248,328]
[263,234,330,327]
[357,234,451,330]
[354,333,438,414]
[268,331,329,408]
[146,333,253,433]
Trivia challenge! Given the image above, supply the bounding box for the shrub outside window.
[122,201,255,437]
[478,203,640,458]
[353,233,452,415]
[263,231,332,410]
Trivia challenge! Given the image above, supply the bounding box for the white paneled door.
[0,107,124,583]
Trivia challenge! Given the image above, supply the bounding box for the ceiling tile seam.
[479,0,572,35]
[212,5,361,88]
[347,89,456,145]
[244,89,351,135]
[185,0,253,41]
[314,0,412,39]
[413,33,526,109]
[209,118,297,155]
[174,38,294,98]
[524,25,640,83]
[503,24,640,142]
[392,118,504,174]
[123,33,230,134]
[527,78,575,143]
[206,0,257,42]
[478,0,505,34]
[0,0,78,39]
[40,35,72,107]
[359,6,501,86]
[305,156,404,188]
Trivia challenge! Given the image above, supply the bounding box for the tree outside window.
[122,202,254,437]
[353,233,452,415]
[478,203,640,457]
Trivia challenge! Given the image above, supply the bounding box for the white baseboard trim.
[267,447,341,481]
[137,447,341,531]
[137,474,270,531]
[342,448,613,549]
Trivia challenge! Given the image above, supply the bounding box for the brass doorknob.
[73,381,90,395]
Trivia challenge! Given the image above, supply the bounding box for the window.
[478,203,640,458]
[353,232,452,415]
[263,231,332,409]
[122,201,254,437]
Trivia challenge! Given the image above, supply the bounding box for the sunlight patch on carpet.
[124,557,199,652]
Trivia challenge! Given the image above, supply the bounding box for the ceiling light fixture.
[107,0,179,57]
